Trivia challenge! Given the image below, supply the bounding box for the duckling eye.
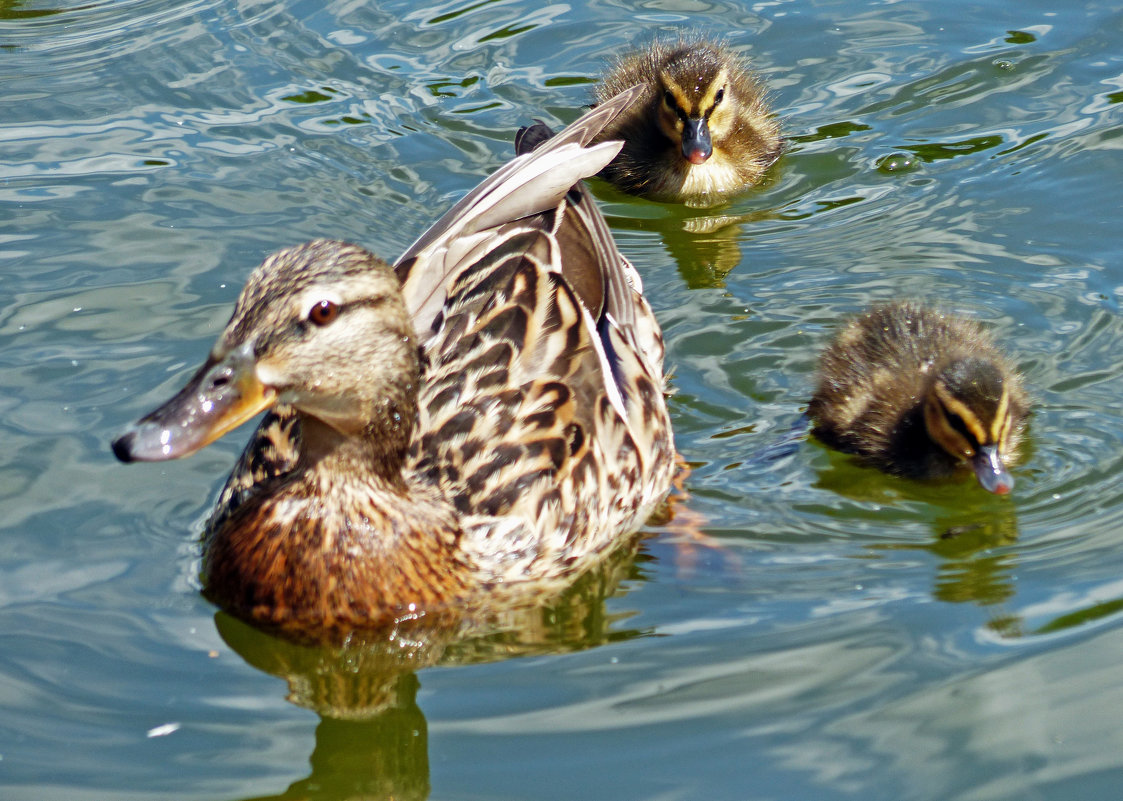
[713,87,725,106]
[663,89,676,109]
[943,410,976,448]
[308,299,339,327]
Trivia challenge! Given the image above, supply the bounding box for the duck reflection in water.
[217,541,652,801]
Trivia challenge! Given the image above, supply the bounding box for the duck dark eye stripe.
[351,295,394,314]
[292,295,395,338]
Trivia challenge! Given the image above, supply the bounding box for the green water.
[3,0,1123,798]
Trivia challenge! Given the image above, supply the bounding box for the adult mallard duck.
[808,302,1029,494]
[111,86,676,635]
[592,37,782,205]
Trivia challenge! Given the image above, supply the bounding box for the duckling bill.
[593,37,781,205]
[809,302,1029,494]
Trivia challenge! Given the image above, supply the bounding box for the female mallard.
[808,302,1029,494]
[111,86,676,634]
[592,37,782,205]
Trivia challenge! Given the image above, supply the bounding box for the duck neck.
[296,414,412,492]
[203,411,474,634]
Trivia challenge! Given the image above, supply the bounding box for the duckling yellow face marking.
[929,382,990,457]
[991,385,1012,444]
[925,379,1016,494]
[702,69,737,142]
[657,67,730,165]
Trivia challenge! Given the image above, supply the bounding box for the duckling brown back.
[809,302,1029,490]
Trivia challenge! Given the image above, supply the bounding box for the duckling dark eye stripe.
[940,408,977,450]
[934,386,989,444]
[700,68,729,112]
[663,85,689,116]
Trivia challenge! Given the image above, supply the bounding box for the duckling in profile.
[111,87,676,636]
[808,302,1029,494]
[592,37,781,205]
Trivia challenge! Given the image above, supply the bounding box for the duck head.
[112,240,419,466]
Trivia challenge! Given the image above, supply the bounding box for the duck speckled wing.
[113,86,676,634]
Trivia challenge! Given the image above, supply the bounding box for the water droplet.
[876,153,918,174]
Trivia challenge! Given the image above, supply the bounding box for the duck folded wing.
[395,84,643,339]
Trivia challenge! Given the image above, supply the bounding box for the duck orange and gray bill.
[112,342,275,462]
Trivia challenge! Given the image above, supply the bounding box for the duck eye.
[308,299,339,327]
[714,87,725,106]
[663,89,676,109]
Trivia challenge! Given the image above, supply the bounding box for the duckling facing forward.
[593,37,781,205]
[808,302,1028,494]
[111,87,676,636]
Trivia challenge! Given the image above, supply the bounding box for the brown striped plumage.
[112,86,676,636]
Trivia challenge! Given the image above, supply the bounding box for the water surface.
[3,0,1123,798]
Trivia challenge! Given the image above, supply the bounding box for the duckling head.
[922,356,1019,494]
[655,45,738,166]
[594,38,781,203]
[112,240,419,466]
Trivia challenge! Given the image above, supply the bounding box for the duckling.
[808,302,1028,494]
[111,86,676,636]
[592,37,781,205]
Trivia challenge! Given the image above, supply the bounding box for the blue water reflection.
[4,0,1123,798]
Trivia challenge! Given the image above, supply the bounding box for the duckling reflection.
[215,540,651,801]
[817,467,1025,635]
[809,302,1029,494]
[932,522,1020,626]
[903,507,1022,636]
[592,37,782,206]
[660,207,776,288]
